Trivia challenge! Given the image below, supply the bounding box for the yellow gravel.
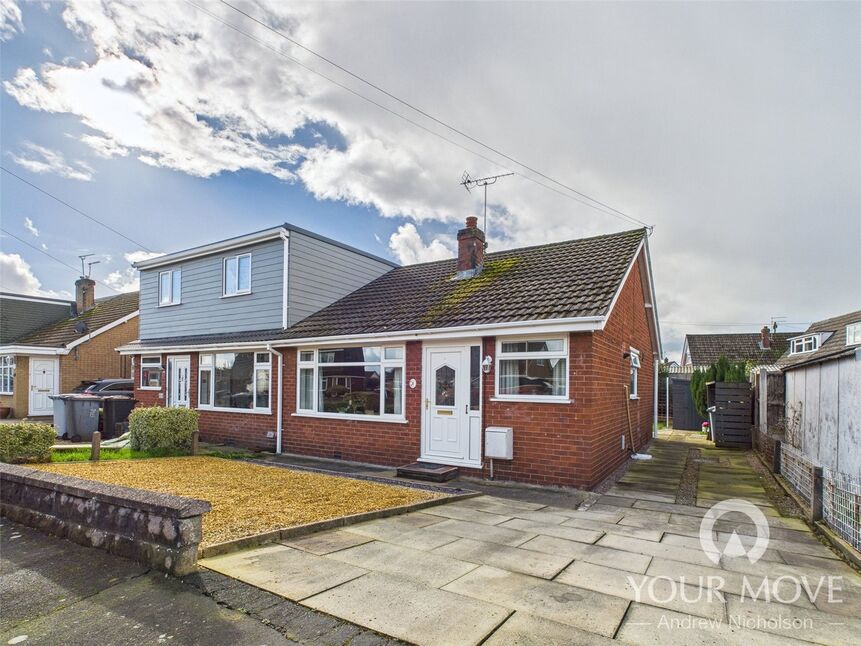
[33,457,440,546]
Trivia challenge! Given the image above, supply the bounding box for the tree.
[690,355,750,417]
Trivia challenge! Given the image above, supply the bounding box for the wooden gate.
[713,382,753,448]
[671,377,707,430]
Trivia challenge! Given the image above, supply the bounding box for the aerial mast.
[460,171,513,244]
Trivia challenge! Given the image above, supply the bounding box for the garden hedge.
[129,406,199,452]
[0,422,55,463]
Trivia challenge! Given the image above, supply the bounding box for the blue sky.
[1,1,859,359]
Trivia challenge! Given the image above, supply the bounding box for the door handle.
[425,398,429,410]
[465,404,469,414]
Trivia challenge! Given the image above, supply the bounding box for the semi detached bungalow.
[120,220,661,488]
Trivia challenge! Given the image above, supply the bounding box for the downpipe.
[266,344,284,454]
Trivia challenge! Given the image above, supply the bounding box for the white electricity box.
[485,426,514,460]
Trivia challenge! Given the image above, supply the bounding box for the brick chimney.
[760,325,770,350]
[455,216,485,279]
[75,277,96,314]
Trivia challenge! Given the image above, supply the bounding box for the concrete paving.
[201,431,861,645]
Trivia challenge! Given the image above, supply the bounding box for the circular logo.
[699,499,770,565]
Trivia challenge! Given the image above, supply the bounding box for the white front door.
[29,358,58,416]
[422,345,475,466]
[168,356,191,408]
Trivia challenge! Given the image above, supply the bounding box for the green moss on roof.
[420,257,521,326]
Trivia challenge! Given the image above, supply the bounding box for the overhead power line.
[1,227,120,293]
[186,1,650,230]
[1,167,154,252]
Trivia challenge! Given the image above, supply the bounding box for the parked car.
[70,378,134,398]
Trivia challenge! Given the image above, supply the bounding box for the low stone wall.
[0,463,210,575]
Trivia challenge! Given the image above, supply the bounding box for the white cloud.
[80,133,128,158]
[0,252,72,298]
[388,223,452,265]
[8,141,94,181]
[24,217,39,237]
[0,0,22,42]
[103,250,164,293]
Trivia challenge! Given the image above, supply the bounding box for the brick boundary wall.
[0,463,210,575]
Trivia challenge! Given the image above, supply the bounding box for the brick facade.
[131,250,656,489]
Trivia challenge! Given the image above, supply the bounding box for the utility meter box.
[485,426,513,460]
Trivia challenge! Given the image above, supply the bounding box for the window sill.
[199,406,272,415]
[629,395,640,400]
[490,397,571,404]
[292,411,409,424]
[139,386,162,391]
[157,302,181,308]
[0,391,13,396]
[221,292,252,299]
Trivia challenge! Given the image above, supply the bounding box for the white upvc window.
[223,253,251,297]
[629,348,641,399]
[158,269,181,306]
[140,356,163,390]
[0,355,15,394]
[495,337,568,401]
[199,351,271,412]
[297,346,406,420]
[846,323,861,346]
[790,335,819,355]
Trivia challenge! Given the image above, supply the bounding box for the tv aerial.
[460,171,513,240]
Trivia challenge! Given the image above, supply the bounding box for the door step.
[396,462,459,482]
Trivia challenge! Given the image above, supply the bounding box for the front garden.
[2,405,442,548]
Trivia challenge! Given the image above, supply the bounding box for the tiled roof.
[0,294,74,344]
[684,332,793,367]
[777,310,861,370]
[280,228,647,339]
[15,292,139,348]
[120,228,647,349]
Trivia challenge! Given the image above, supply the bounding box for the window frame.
[493,336,569,403]
[222,253,252,298]
[846,323,861,347]
[198,351,271,413]
[0,355,15,395]
[789,334,820,355]
[158,268,182,307]
[629,348,640,399]
[295,345,407,422]
[140,355,163,390]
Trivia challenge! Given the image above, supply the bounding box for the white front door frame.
[167,355,191,408]
[28,357,59,416]
[420,339,482,468]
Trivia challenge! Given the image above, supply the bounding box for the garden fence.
[780,442,817,508]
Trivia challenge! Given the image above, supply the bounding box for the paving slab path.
[202,432,861,645]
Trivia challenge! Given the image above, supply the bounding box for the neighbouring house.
[120,220,660,488]
[680,328,794,369]
[0,280,139,418]
[776,309,861,475]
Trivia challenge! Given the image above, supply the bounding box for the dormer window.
[790,334,819,355]
[847,323,861,346]
[223,253,251,297]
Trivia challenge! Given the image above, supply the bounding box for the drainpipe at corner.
[267,344,284,454]
[653,357,659,439]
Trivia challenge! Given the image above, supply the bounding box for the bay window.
[297,346,405,419]
[0,356,15,394]
[140,356,163,389]
[496,338,567,400]
[199,351,270,411]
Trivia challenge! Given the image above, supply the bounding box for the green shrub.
[0,422,55,463]
[128,406,198,452]
[690,355,751,417]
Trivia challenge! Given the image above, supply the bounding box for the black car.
[72,378,134,398]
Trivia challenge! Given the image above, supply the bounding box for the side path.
[0,521,402,646]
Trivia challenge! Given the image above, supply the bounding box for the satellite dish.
[74,321,89,335]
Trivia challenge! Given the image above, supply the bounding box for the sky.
[0,0,859,360]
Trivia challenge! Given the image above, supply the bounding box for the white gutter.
[134,227,288,270]
[117,315,607,355]
[266,343,284,454]
[0,345,65,356]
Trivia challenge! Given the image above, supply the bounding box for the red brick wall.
[281,341,423,465]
